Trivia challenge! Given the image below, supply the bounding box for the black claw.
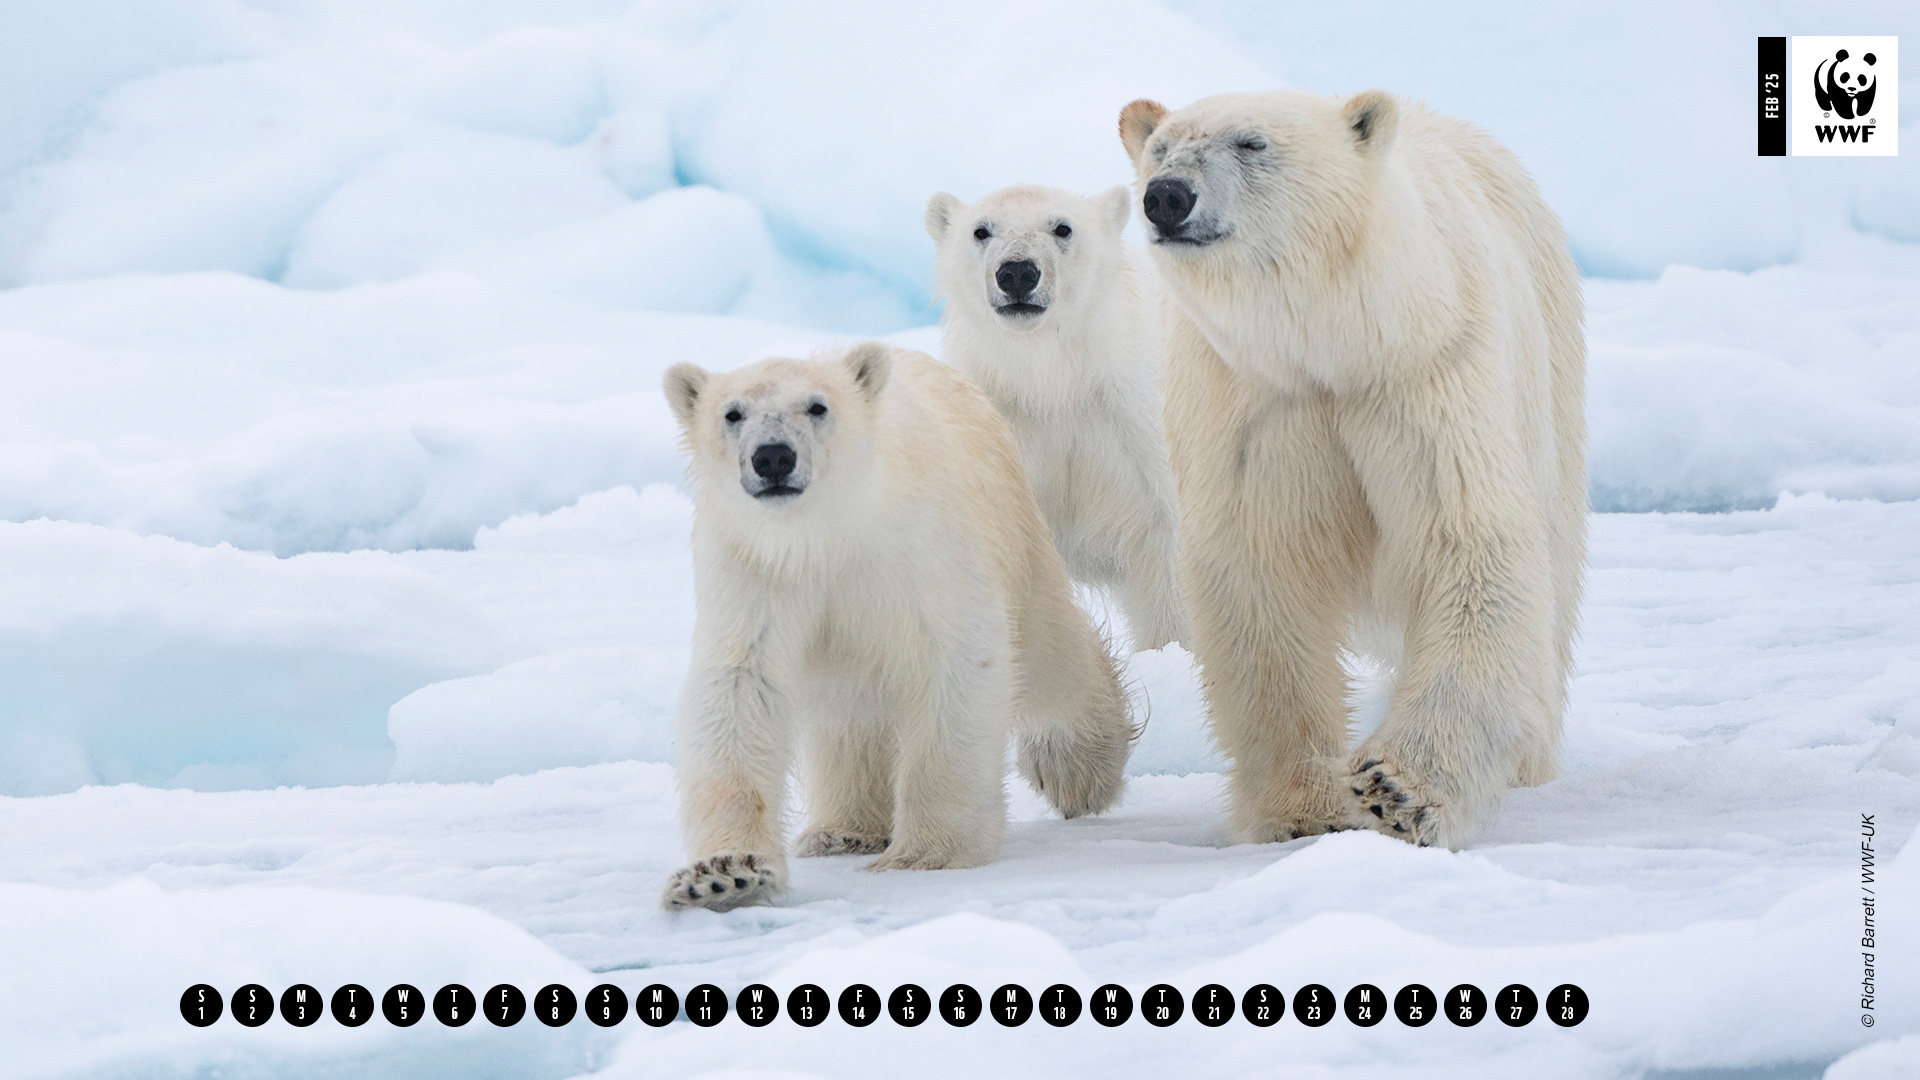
[733,877,749,888]
[1351,786,1364,795]
[1392,822,1407,832]
[1370,804,1385,818]
[1288,829,1302,839]
[710,881,726,893]
[686,885,698,899]
[1357,758,1380,771]
[1391,792,1408,804]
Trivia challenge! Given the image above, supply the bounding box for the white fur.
[659,343,1133,911]
[1119,90,1587,850]
[925,185,1191,653]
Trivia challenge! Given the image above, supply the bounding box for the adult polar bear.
[659,343,1132,911]
[1119,90,1586,849]
[925,184,1190,652]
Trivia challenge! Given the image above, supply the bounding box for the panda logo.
[1813,48,1877,119]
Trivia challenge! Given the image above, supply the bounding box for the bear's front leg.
[868,621,1012,871]
[662,646,793,912]
[1166,332,1369,843]
[1337,396,1560,849]
[794,684,895,857]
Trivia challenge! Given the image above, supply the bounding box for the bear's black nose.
[751,442,796,481]
[1142,176,1195,231]
[996,259,1041,301]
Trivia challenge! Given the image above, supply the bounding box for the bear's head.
[1117,89,1398,265]
[924,184,1131,332]
[663,343,890,514]
[1816,49,1877,119]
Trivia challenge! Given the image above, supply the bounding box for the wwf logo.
[1813,48,1878,119]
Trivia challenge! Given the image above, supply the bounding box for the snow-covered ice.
[1,1,1917,1077]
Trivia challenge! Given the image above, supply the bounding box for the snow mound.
[0,520,527,795]
[1,878,612,1080]
[1587,266,1920,511]
[672,0,1274,306]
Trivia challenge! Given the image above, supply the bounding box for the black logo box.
[183,982,1589,1029]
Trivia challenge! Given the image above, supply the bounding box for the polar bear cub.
[659,342,1134,911]
[925,185,1190,652]
[1119,90,1587,850]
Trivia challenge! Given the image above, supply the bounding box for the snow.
[1,0,1917,1077]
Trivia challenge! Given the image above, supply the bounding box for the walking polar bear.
[925,184,1190,652]
[659,342,1133,911]
[1118,90,1586,849]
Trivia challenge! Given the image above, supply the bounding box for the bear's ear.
[925,192,961,243]
[1097,185,1131,232]
[662,363,708,428]
[843,341,892,399]
[1119,99,1168,164]
[1343,90,1397,154]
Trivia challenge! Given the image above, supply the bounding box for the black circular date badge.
[1293,983,1334,1027]
[1497,984,1538,1027]
[1191,984,1234,1027]
[886,984,928,1027]
[939,984,981,1027]
[637,984,680,1026]
[484,984,527,1027]
[1040,983,1081,1027]
[231,984,273,1027]
[687,984,728,1027]
[787,984,828,1027]
[432,984,475,1027]
[1394,983,1436,1027]
[737,984,779,1027]
[382,984,424,1027]
[837,984,878,1027]
[585,984,627,1027]
[1343,984,1386,1027]
[1547,983,1589,1027]
[279,984,322,1027]
[990,984,1033,1027]
[1141,984,1183,1027]
[1445,984,1487,1027]
[1090,984,1133,1027]
[1241,984,1284,1027]
[330,984,372,1027]
[535,984,578,1027]
[180,984,222,1027]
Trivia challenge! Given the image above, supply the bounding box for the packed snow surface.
[1,1,1917,1078]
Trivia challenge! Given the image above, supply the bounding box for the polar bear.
[659,342,1133,911]
[1118,90,1586,849]
[925,185,1190,652]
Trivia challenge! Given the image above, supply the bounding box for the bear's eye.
[807,402,827,417]
[973,226,991,241]
[1237,136,1268,152]
[724,408,743,424]
[1053,223,1072,239]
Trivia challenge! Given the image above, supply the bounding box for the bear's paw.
[795,829,891,857]
[660,853,784,912]
[1346,756,1445,847]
